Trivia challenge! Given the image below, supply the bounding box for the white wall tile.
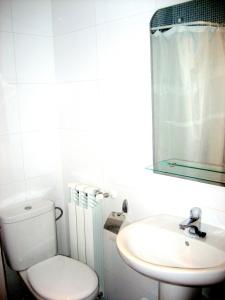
[26,173,63,203]
[0,181,26,209]
[60,130,104,187]
[97,13,152,80]
[137,172,225,227]
[17,84,58,132]
[104,236,158,300]
[95,0,156,24]
[102,182,153,223]
[0,32,16,82]
[0,134,24,185]
[54,27,97,81]
[201,207,225,230]
[0,83,20,134]
[11,0,52,36]
[14,34,54,83]
[52,0,95,35]
[22,131,60,179]
[156,0,191,10]
[98,78,151,138]
[97,77,152,189]
[57,81,103,132]
[104,269,156,300]
[0,0,12,32]
[102,131,150,189]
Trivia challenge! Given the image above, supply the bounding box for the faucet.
[179,207,206,238]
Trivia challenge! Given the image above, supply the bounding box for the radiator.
[68,182,106,294]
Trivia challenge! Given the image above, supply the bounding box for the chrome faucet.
[179,207,206,238]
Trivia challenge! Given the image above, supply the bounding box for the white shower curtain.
[152,25,225,167]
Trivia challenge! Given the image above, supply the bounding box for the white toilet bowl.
[20,256,98,300]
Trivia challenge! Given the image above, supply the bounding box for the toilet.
[0,199,99,300]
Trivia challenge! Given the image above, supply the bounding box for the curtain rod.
[151,21,225,31]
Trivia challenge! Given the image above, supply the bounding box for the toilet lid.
[27,255,98,300]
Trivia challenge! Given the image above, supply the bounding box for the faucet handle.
[190,207,201,219]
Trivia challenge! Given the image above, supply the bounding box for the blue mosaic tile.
[151,0,225,29]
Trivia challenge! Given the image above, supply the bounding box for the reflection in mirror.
[149,0,225,186]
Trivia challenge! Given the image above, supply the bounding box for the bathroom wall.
[0,0,67,254]
[0,1,224,299]
[52,1,225,300]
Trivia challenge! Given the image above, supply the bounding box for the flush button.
[24,205,32,210]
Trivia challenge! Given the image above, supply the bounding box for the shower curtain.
[152,25,225,167]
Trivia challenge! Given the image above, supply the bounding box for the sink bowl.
[116,215,225,287]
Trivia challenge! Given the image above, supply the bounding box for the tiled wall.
[0,0,67,254]
[0,1,225,300]
[52,1,225,300]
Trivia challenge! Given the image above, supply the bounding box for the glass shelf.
[147,159,225,186]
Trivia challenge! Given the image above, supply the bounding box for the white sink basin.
[116,215,225,286]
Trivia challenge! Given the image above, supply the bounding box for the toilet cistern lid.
[27,255,98,300]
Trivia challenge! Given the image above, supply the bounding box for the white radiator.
[68,183,106,294]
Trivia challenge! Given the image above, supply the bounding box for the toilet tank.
[0,199,57,271]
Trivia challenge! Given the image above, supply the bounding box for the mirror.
[149,0,225,186]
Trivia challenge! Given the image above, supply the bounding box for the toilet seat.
[26,255,98,300]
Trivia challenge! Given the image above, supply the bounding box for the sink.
[116,215,225,300]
